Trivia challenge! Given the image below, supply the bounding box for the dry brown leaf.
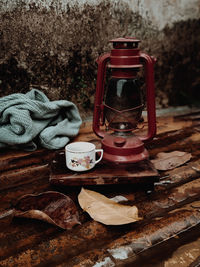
[151,151,192,171]
[0,191,80,229]
[78,188,141,225]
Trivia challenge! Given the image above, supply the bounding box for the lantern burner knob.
[114,137,126,147]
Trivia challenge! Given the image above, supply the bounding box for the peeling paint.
[108,246,134,260]
[92,257,115,267]
[127,0,200,30]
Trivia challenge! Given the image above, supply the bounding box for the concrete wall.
[0,0,200,114]
[1,0,200,29]
[128,0,200,30]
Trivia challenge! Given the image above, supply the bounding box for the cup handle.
[95,149,103,164]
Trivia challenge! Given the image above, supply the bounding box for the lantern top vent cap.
[110,37,140,43]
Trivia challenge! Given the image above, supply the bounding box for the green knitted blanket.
[0,89,82,150]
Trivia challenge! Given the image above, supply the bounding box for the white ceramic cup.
[65,142,103,172]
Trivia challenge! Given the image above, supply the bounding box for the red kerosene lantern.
[93,37,156,163]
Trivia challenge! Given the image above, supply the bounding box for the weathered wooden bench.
[1,111,200,266]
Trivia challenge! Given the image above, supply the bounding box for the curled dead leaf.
[0,191,80,229]
[151,151,192,171]
[78,188,141,225]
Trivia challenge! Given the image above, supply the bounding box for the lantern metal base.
[101,133,149,164]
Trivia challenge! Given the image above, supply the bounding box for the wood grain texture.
[1,114,200,266]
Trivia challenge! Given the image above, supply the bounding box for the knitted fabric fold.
[0,89,82,150]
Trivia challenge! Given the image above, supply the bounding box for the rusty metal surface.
[1,114,200,266]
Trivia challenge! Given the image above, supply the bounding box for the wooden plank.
[0,164,49,191]
[58,205,200,267]
[1,169,200,264]
[0,115,200,266]
[0,149,56,172]
[0,177,52,212]
[50,152,159,186]
[155,159,200,190]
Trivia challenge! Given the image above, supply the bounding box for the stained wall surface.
[0,0,200,113]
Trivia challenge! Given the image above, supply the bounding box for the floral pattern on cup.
[65,142,103,172]
[70,156,94,169]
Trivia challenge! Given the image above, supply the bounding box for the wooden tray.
[49,151,159,187]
